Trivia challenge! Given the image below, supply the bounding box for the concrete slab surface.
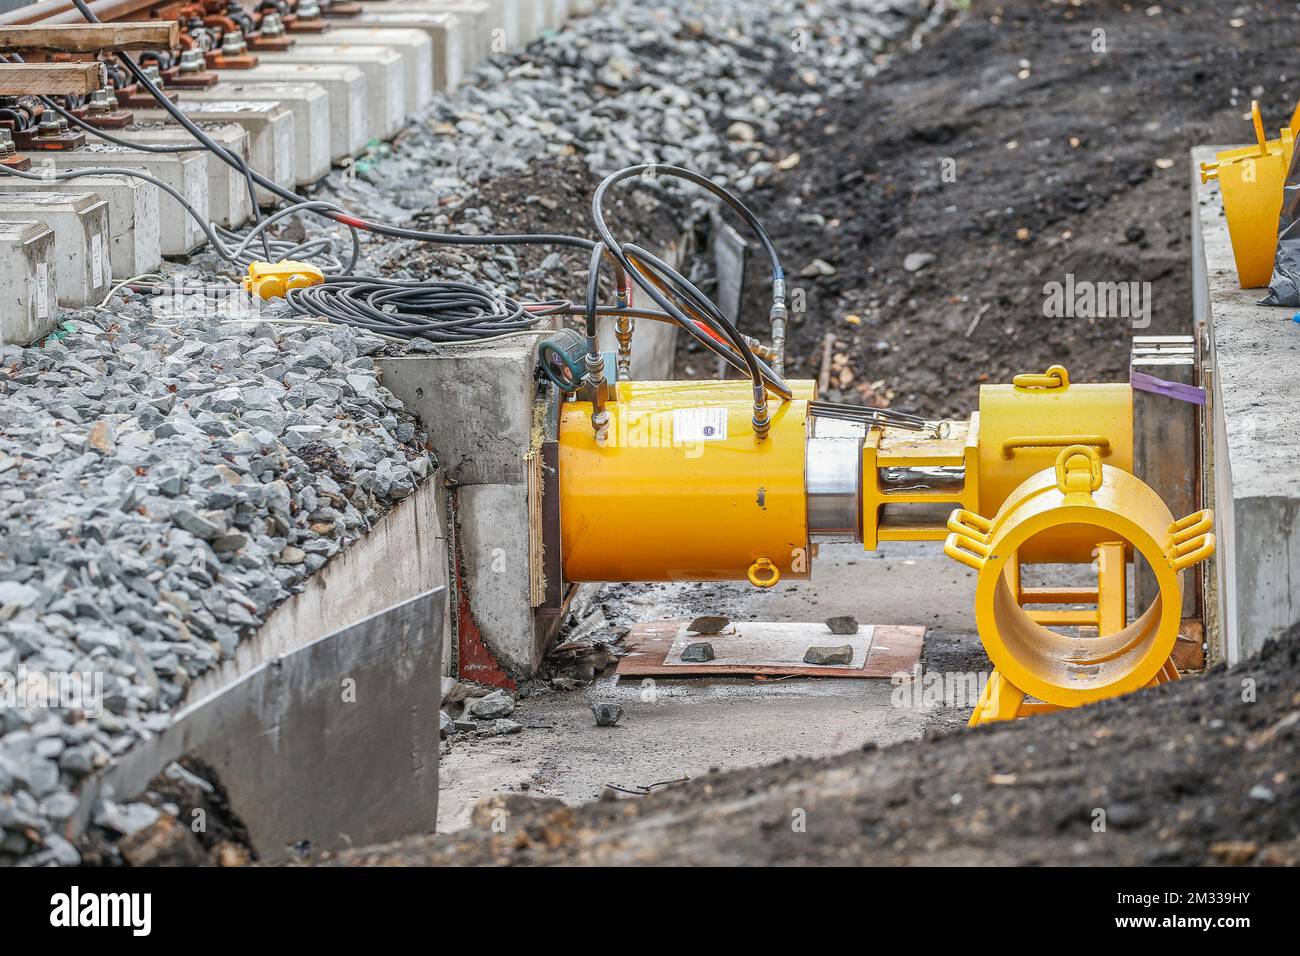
[436,540,982,832]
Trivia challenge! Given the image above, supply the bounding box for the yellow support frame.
[861,413,981,549]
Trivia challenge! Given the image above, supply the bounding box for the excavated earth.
[334,627,1300,867]
[717,0,1300,417]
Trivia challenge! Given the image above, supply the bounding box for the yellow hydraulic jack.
[547,358,1212,726]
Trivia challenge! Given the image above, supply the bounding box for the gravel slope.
[0,305,428,865]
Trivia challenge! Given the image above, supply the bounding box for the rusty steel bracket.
[117,83,179,108]
[247,32,293,50]
[12,118,85,150]
[322,1,363,17]
[70,103,134,127]
[203,48,258,68]
[161,64,219,87]
[284,17,329,34]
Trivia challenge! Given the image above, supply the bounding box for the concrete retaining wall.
[1192,145,1300,663]
[377,252,684,679]
[185,471,452,703]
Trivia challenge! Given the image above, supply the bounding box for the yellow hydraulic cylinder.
[977,365,1131,562]
[945,446,1215,717]
[559,380,815,583]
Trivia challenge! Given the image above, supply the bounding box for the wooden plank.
[0,61,102,94]
[0,21,178,52]
[1131,342,1200,619]
[616,619,924,679]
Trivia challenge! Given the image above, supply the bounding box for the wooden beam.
[0,61,104,95]
[0,21,178,53]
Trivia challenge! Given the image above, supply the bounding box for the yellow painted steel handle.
[947,508,992,541]
[1054,444,1103,495]
[1002,434,1111,458]
[1167,509,1216,571]
[1252,99,1268,157]
[1169,509,1213,544]
[943,531,988,572]
[747,557,780,589]
[1012,364,1070,390]
[1171,534,1215,571]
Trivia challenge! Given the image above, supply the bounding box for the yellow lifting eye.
[242,260,326,300]
[1054,444,1103,495]
[747,557,780,589]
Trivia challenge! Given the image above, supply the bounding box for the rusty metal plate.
[617,619,924,679]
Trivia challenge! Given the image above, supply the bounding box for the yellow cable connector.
[241,260,325,300]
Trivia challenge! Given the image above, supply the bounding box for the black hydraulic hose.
[590,165,791,405]
[545,301,758,359]
[594,165,785,280]
[622,241,778,394]
[284,276,536,342]
[583,242,604,355]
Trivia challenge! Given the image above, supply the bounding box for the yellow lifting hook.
[241,260,326,300]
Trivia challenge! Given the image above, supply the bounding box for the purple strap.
[1131,370,1205,406]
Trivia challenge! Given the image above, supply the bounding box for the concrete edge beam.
[184,472,452,703]
[0,221,56,345]
[70,588,445,862]
[1192,144,1300,663]
[41,147,210,257]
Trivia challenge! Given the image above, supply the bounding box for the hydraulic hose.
[591,164,792,440]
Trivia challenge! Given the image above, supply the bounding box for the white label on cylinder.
[673,406,728,442]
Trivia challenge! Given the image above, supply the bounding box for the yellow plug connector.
[242,260,325,300]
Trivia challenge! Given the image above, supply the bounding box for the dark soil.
[331,626,1300,866]
[361,152,691,314]
[77,757,255,867]
[696,0,1300,417]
